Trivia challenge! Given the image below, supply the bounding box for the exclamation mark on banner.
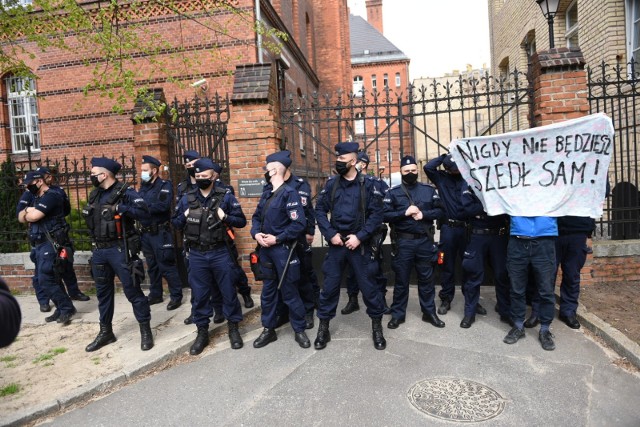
[591,159,600,184]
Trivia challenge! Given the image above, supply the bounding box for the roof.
[349,14,409,65]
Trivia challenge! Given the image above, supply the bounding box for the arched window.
[353,75,364,96]
[5,75,40,153]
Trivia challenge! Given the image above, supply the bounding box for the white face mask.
[141,171,152,183]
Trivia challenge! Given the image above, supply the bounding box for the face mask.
[335,161,351,176]
[263,168,275,183]
[141,171,152,183]
[90,174,103,188]
[355,164,362,173]
[187,167,196,178]
[196,178,212,190]
[27,183,40,195]
[402,172,418,185]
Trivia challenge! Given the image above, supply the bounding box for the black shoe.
[341,295,360,315]
[228,322,243,349]
[295,331,311,348]
[559,314,581,329]
[253,328,277,348]
[422,312,445,328]
[314,319,331,350]
[40,303,52,313]
[70,293,91,302]
[86,323,117,352]
[139,321,154,351]
[460,315,475,328]
[167,299,182,311]
[524,315,540,328]
[184,314,193,325]
[57,312,74,326]
[437,300,450,315]
[190,326,210,355]
[213,311,225,324]
[147,295,164,305]
[503,327,525,344]
[387,318,405,329]
[475,304,487,316]
[372,318,386,350]
[275,314,290,328]
[500,315,515,327]
[45,310,60,323]
[539,330,556,351]
[305,312,314,330]
[241,293,254,309]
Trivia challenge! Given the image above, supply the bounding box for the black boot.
[241,293,254,309]
[340,295,360,315]
[86,323,117,352]
[139,321,154,351]
[372,318,386,350]
[228,321,243,349]
[253,327,277,348]
[314,319,331,350]
[305,311,315,329]
[190,326,210,355]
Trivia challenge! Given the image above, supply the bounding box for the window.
[6,76,40,153]
[371,74,377,89]
[353,75,364,96]
[395,73,401,87]
[354,113,365,135]
[565,1,579,48]
[1,0,33,7]
[383,73,389,88]
[627,0,640,66]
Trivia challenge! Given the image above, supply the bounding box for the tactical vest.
[82,182,134,242]
[184,188,227,247]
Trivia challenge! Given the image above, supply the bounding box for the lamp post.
[536,0,560,49]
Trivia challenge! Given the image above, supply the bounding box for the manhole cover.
[408,378,506,423]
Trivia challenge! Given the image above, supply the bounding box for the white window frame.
[627,0,640,68]
[395,73,401,87]
[353,75,364,96]
[354,112,365,135]
[6,76,40,154]
[371,74,377,89]
[383,73,389,88]
[565,0,579,48]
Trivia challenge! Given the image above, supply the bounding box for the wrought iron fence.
[588,60,640,239]
[0,154,138,252]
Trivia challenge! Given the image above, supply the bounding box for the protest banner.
[448,113,613,218]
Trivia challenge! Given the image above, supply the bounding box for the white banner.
[448,113,613,218]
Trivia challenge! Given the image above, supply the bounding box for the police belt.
[93,240,121,249]
[139,221,170,234]
[472,227,507,236]
[30,238,47,246]
[395,232,430,240]
[446,219,467,228]
[189,242,225,252]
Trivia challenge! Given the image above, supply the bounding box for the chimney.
[366,0,383,34]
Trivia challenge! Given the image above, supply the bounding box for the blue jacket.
[424,154,467,220]
[251,183,306,243]
[138,177,173,226]
[510,216,558,237]
[383,182,443,235]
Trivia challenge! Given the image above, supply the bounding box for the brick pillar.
[227,63,281,277]
[530,47,590,127]
[130,89,171,179]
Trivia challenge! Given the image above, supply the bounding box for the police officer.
[424,154,486,316]
[384,156,445,329]
[459,183,511,328]
[138,155,183,310]
[83,157,153,352]
[251,151,310,349]
[173,158,246,355]
[18,170,76,325]
[341,151,390,315]
[314,142,387,351]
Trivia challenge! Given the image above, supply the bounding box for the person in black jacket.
[0,277,21,348]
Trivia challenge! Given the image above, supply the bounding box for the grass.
[32,347,67,364]
[0,383,20,397]
[0,356,16,363]
[91,356,100,365]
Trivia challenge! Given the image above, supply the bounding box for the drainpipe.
[256,0,263,63]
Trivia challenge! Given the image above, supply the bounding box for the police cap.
[91,157,122,175]
[442,154,458,172]
[357,151,370,165]
[194,158,216,173]
[334,142,359,156]
[266,150,292,168]
[400,155,417,167]
[183,150,200,163]
[23,170,44,185]
[142,155,161,167]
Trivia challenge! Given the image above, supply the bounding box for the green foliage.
[0,383,20,397]
[32,347,67,364]
[0,355,17,362]
[0,161,26,252]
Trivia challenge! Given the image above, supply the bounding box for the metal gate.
[166,94,231,185]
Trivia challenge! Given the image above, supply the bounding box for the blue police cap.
[142,155,161,167]
[36,166,51,175]
[401,155,417,167]
[91,157,122,175]
[23,170,44,185]
[211,162,223,174]
[335,142,359,156]
[357,151,370,165]
[194,158,216,173]
[443,154,458,172]
[266,150,292,168]
[183,150,200,163]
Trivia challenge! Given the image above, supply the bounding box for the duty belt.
[140,221,170,234]
[93,240,121,249]
[395,232,430,240]
[189,242,225,252]
[446,219,467,228]
[472,227,507,236]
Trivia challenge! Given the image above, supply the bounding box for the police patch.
[301,196,307,206]
[289,210,299,220]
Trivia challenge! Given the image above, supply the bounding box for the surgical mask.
[187,167,196,178]
[141,171,152,183]
[27,183,40,195]
[335,161,351,176]
[402,172,418,185]
[90,174,103,188]
[264,168,275,183]
[196,178,213,190]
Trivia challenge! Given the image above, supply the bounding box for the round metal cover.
[408,378,506,422]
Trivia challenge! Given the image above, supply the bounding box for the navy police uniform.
[138,155,183,306]
[384,156,444,325]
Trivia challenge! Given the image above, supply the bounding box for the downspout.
[256,0,263,64]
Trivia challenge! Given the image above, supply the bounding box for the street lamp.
[536,0,560,49]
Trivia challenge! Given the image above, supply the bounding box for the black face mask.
[335,161,351,176]
[196,178,213,190]
[264,170,272,184]
[27,183,40,195]
[187,167,196,178]
[90,175,102,188]
[402,172,418,185]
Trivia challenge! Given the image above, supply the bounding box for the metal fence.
[0,154,138,252]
